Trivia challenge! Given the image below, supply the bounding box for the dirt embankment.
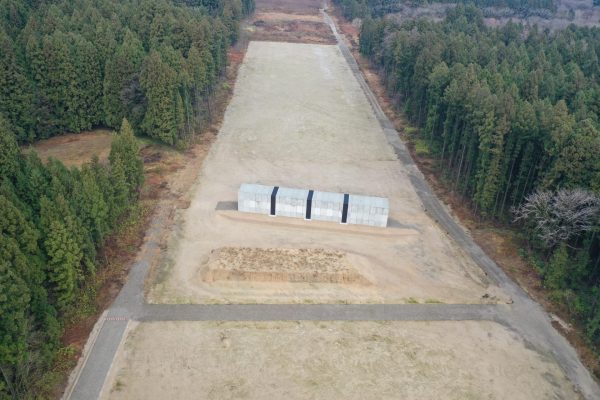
[256,0,324,14]
[200,247,372,285]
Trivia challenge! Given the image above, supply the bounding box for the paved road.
[139,303,508,322]
[64,10,600,400]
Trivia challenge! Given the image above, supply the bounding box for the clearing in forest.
[147,41,508,305]
[22,129,114,167]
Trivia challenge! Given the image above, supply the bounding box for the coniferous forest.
[334,0,556,20]
[349,2,600,353]
[0,0,253,397]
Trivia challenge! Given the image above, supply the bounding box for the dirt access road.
[64,1,600,399]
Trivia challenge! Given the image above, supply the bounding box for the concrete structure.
[347,194,389,227]
[311,190,345,223]
[238,184,389,228]
[237,183,273,215]
[276,187,310,219]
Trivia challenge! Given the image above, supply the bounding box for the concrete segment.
[238,183,389,227]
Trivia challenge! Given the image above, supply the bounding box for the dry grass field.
[247,0,334,44]
[256,0,323,14]
[102,321,579,400]
[23,129,114,166]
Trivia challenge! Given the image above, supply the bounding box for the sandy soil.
[23,129,114,167]
[102,321,579,400]
[146,41,508,305]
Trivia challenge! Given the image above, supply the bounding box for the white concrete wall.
[276,187,310,219]
[347,194,389,228]
[311,191,344,223]
[238,183,273,215]
[237,184,389,228]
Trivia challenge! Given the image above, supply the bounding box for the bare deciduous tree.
[513,189,600,247]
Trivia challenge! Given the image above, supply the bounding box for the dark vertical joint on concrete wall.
[270,186,279,216]
[306,190,314,220]
[341,193,349,223]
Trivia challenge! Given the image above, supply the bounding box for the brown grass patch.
[200,247,372,285]
[246,12,336,44]
[256,0,323,14]
[23,129,114,167]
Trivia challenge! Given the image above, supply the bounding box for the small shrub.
[414,139,431,156]
[404,126,418,137]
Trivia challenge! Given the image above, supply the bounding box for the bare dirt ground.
[102,320,579,400]
[147,41,508,305]
[245,14,336,44]
[246,0,335,44]
[23,129,114,166]
[63,7,600,400]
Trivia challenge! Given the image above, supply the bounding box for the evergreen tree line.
[0,0,254,146]
[333,0,555,20]
[0,117,144,398]
[357,5,600,349]
[0,0,254,396]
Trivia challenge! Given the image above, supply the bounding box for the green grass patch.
[404,126,418,137]
[414,138,431,156]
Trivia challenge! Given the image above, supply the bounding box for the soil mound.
[201,247,371,285]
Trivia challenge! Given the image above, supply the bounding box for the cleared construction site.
[101,38,581,400]
[103,321,576,400]
[65,2,600,399]
[147,40,507,305]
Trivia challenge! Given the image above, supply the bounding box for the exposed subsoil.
[149,40,506,306]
